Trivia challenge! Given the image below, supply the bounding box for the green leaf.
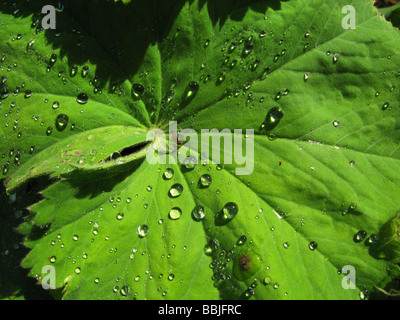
[1,0,400,300]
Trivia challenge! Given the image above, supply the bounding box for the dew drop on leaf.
[76,93,88,104]
[382,102,389,110]
[169,183,183,198]
[131,83,144,101]
[221,202,238,220]
[237,235,247,246]
[169,207,182,220]
[185,81,199,99]
[260,107,284,131]
[192,205,205,221]
[354,230,367,242]
[137,224,149,238]
[81,66,89,78]
[70,65,78,77]
[24,90,32,98]
[199,174,212,188]
[163,167,174,179]
[52,101,59,109]
[55,114,69,131]
[308,241,318,250]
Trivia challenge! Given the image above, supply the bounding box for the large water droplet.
[192,205,205,221]
[237,235,247,246]
[76,93,88,104]
[169,207,182,220]
[199,174,212,188]
[354,230,367,243]
[382,102,389,111]
[228,42,237,53]
[70,65,78,77]
[55,114,69,131]
[137,224,149,238]
[131,83,144,101]
[260,107,284,131]
[81,66,89,78]
[308,241,318,250]
[169,183,183,198]
[221,202,238,220]
[163,168,174,180]
[185,81,199,99]
[52,101,60,109]
[182,156,197,169]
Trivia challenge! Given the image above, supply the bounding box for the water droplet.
[192,205,205,221]
[216,73,226,84]
[204,239,219,256]
[72,235,79,241]
[204,39,210,48]
[185,81,199,99]
[260,107,284,131]
[55,114,69,131]
[76,93,88,104]
[263,276,272,285]
[169,207,182,220]
[237,235,247,246]
[243,43,254,57]
[283,242,290,249]
[49,256,56,263]
[163,168,174,179]
[382,102,389,110]
[168,274,175,281]
[70,66,78,77]
[52,101,60,109]
[259,30,267,38]
[199,174,212,188]
[81,66,89,78]
[332,120,340,127]
[333,55,339,64]
[24,90,32,98]
[120,285,129,296]
[49,53,57,65]
[137,225,149,238]
[46,126,53,136]
[169,183,183,198]
[354,230,367,243]
[308,241,318,250]
[368,234,379,244]
[228,42,237,53]
[305,32,310,38]
[250,59,260,71]
[221,202,238,220]
[182,156,197,169]
[304,73,309,81]
[116,213,124,220]
[131,83,144,101]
